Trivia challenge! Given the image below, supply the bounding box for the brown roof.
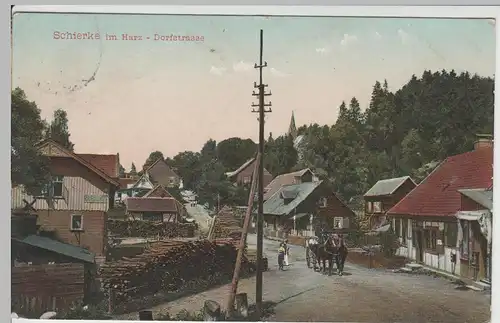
[264,168,312,200]
[146,158,180,186]
[125,197,178,213]
[36,139,120,187]
[143,185,172,198]
[77,153,119,178]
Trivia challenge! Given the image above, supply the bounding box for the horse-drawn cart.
[305,231,348,276]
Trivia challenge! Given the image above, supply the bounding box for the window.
[52,176,64,197]
[424,229,437,251]
[461,220,470,259]
[373,201,382,213]
[319,197,327,208]
[333,217,343,229]
[38,176,64,198]
[366,201,373,213]
[445,222,458,247]
[70,214,83,231]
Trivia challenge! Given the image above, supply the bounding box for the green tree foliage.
[11,88,51,196]
[45,108,74,151]
[167,151,202,190]
[165,69,494,211]
[216,137,256,171]
[299,70,493,202]
[142,151,164,171]
[130,162,137,175]
[264,134,298,176]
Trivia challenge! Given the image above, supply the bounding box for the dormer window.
[318,197,327,208]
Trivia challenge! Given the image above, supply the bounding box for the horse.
[331,233,349,276]
[308,234,336,275]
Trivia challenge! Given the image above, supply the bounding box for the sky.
[12,13,496,169]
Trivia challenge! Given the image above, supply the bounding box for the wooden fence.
[11,263,85,318]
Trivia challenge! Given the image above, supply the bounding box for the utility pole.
[251,29,272,318]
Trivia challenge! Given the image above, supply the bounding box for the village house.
[11,213,97,303]
[262,180,356,239]
[363,176,416,230]
[386,135,493,278]
[143,184,188,219]
[225,157,273,187]
[263,168,316,201]
[115,172,154,203]
[143,158,182,188]
[125,196,180,223]
[11,139,121,264]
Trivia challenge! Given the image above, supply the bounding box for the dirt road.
[118,235,491,322]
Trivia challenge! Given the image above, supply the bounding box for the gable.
[39,142,73,158]
[144,185,173,198]
[133,174,154,189]
[148,160,178,178]
[36,140,119,187]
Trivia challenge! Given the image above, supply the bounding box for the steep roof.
[143,185,173,198]
[458,188,493,211]
[36,139,119,187]
[263,180,322,216]
[387,147,493,217]
[125,197,178,213]
[146,158,179,178]
[364,176,416,197]
[12,234,95,263]
[264,168,313,200]
[77,153,119,178]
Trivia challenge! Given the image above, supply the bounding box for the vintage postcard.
[11,8,495,322]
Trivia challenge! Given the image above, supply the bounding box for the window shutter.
[342,217,349,229]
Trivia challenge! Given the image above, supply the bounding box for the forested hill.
[294,70,494,205]
[127,69,494,210]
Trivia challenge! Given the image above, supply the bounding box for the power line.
[250,29,272,319]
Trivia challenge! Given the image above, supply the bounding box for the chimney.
[474,134,493,150]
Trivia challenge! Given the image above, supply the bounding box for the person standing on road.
[278,243,286,270]
[283,239,290,266]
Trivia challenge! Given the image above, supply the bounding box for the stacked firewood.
[211,206,243,241]
[99,239,252,303]
[107,219,195,238]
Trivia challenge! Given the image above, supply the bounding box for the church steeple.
[288,111,297,139]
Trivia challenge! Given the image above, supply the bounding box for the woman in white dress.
[283,239,290,266]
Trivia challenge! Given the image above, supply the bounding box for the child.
[278,243,286,270]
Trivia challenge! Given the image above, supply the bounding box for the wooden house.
[11,140,120,264]
[125,197,180,223]
[225,157,273,187]
[363,176,416,230]
[263,168,315,201]
[262,180,356,239]
[386,135,493,278]
[143,158,181,188]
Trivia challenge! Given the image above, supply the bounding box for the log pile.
[99,239,252,303]
[211,206,243,240]
[107,219,195,238]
